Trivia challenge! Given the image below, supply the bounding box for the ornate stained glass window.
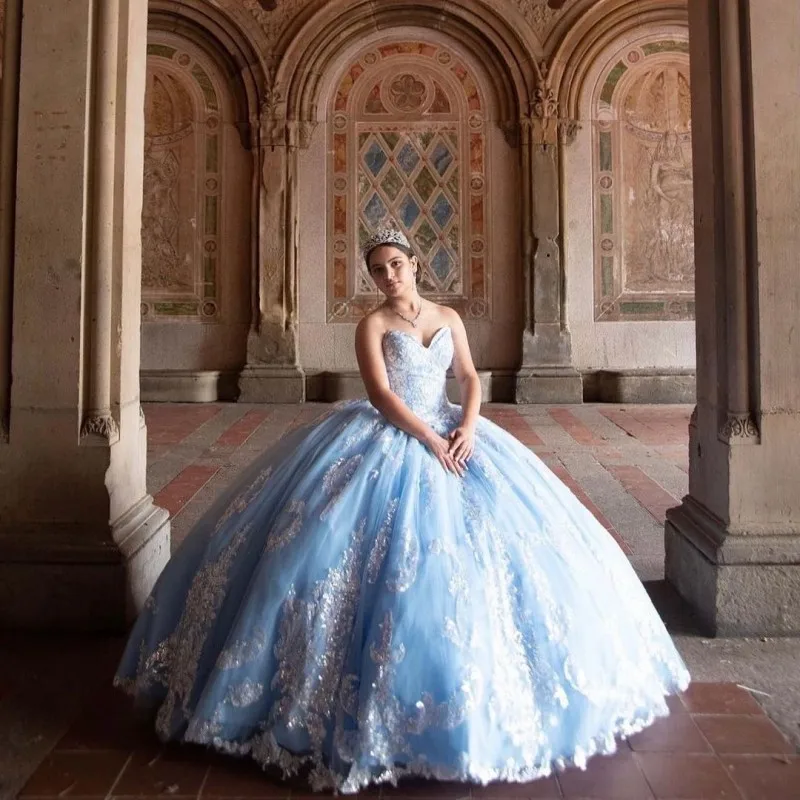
[328,42,490,321]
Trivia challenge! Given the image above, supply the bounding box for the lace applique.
[268,519,366,755]
[228,678,264,708]
[154,524,251,737]
[266,500,306,554]
[366,498,398,584]
[386,525,420,593]
[217,627,268,670]
[213,468,273,534]
[321,455,364,519]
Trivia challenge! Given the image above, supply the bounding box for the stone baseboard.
[515,367,584,404]
[141,369,240,402]
[665,500,800,636]
[583,369,696,404]
[304,370,513,403]
[238,366,306,403]
[0,498,170,631]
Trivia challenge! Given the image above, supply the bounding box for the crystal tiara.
[362,228,411,259]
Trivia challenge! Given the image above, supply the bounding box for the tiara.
[362,227,411,258]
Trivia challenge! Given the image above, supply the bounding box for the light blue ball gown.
[115,326,690,793]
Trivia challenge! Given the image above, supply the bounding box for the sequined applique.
[365,498,398,584]
[213,467,273,534]
[217,627,268,670]
[154,524,251,736]
[265,500,306,554]
[268,519,366,755]
[385,525,420,593]
[228,678,264,708]
[321,455,364,519]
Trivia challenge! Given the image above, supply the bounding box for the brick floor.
[17,683,798,799]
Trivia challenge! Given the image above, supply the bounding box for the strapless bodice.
[381,326,456,430]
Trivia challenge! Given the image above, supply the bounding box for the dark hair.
[365,242,421,284]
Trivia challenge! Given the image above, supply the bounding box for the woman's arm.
[446,309,482,462]
[355,316,463,476]
[448,309,482,430]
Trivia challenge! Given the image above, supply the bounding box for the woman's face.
[368,245,417,298]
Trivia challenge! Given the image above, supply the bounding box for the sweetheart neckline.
[383,326,451,351]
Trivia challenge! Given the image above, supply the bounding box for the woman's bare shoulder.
[356,306,389,340]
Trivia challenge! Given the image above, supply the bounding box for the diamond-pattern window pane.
[398,194,421,228]
[431,248,453,281]
[396,143,420,174]
[381,132,400,151]
[414,167,437,203]
[381,167,404,201]
[430,141,454,175]
[364,192,389,226]
[416,131,435,151]
[364,140,388,176]
[356,127,464,293]
[414,220,438,255]
[447,167,459,199]
[431,193,454,229]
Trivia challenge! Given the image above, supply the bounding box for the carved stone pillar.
[0,0,169,630]
[515,85,583,403]
[665,0,800,635]
[238,90,307,403]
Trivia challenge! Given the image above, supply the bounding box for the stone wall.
[142,0,694,401]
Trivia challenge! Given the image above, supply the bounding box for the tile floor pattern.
[7,403,800,799]
[17,683,800,799]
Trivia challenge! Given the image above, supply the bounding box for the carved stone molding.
[259,84,285,148]
[530,86,559,146]
[81,413,120,443]
[718,413,760,445]
[511,0,579,42]
[558,118,580,146]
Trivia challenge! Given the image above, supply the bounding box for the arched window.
[328,41,490,321]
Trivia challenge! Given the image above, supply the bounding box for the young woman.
[116,227,689,793]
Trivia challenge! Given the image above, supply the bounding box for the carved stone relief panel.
[328,42,490,322]
[593,39,695,322]
[509,0,580,42]
[141,43,223,323]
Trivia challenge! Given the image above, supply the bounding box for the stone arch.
[149,0,267,139]
[548,0,688,119]
[141,3,265,400]
[277,0,539,130]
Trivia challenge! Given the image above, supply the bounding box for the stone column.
[0,0,169,630]
[0,0,22,439]
[515,85,583,403]
[665,0,800,636]
[238,90,307,403]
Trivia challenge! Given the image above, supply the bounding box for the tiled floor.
[4,403,800,799]
[15,682,800,799]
